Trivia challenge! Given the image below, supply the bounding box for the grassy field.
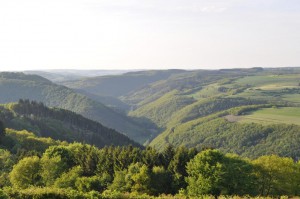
[237,107,300,125]
[235,74,300,87]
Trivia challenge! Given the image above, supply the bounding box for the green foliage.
[54,166,83,189]
[150,105,300,158]
[150,166,173,195]
[2,187,101,199]
[0,72,151,143]
[186,150,225,196]
[168,147,197,192]
[0,149,14,187]
[0,120,4,138]
[109,170,129,193]
[186,150,260,197]
[253,155,300,196]
[0,100,140,147]
[110,162,152,194]
[129,91,195,128]
[1,134,300,198]
[9,156,41,189]
[40,156,68,186]
[126,163,151,194]
[75,176,105,192]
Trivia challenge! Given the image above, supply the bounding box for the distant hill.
[24,69,132,82]
[0,72,151,143]
[60,70,187,98]
[0,100,140,147]
[57,67,300,158]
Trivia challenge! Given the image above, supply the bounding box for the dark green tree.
[0,120,5,139]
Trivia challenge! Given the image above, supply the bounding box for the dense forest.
[0,72,151,143]
[0,125,299,198]
[0,100,139,148]
[150,104,300,159]
[1,68,300,198]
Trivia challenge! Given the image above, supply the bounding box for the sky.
[0,0,300,71]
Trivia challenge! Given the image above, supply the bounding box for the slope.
[0,100,140,147]
[0,72,150,143]
[60,69,187,98]
[150,105,300,159]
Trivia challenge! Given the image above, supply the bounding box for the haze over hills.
[54,67,300,158]
[1,67,300,198]
[23,69,133,82]
[0,72,152,144]
[61,69,187,98]
[1,67,300,158]
[1,0,300,197]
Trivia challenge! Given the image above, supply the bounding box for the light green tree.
[126,162,151,194]
[186,149,225,197]
[40,155,68,186]
[9,156,41,189]
[253,155,299,196]
[0,149,15,187]
[109,170,128,192]
[54,166,83,189]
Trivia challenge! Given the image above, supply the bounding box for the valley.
[1,67,300,198]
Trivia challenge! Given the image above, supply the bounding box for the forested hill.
[0,72,151,143]
[61,69,187,98]
[0,100,140,147]
[56,67,300,158]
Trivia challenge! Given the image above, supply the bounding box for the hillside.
[60,69,187,101]
[57,67,300,157]
[150,105,300,159]
[0,100,139,147]
[0,72,151,143]
[24,69,130,82]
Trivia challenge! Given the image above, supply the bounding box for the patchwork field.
[236,107,300,125]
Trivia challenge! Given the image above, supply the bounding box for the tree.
[54,166,83,189]
[186,150,261,197]
[109,170,128,192]
[168,147,197,193]
[142,146,160,168]
[0,149,15,187]
[0,120,5,139]
[126,162,151,194]
[150,166,173,195]
[9,156,41,189]
[40,155,68,186]
[161,145,175,169]
[186,149,225,197]
[253,155,299,196]
[75,176,104,192]
[222,154,258,196]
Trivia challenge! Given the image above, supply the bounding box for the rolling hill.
[60,67,300,158]
[0,100,140,147]
[0,72,151,143]
[60,70,188,108]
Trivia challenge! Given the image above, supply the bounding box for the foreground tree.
[9,156,41,189]
[253,155,300,196]
[186,150,225,197]
[222,154,258,195]
[126,162,151,194]
[186,150,258,197]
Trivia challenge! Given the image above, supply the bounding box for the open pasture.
[237,107,300,125]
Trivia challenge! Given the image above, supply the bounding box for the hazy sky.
[0,0,300,71]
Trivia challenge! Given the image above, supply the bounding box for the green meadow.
[238,107,300,125]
